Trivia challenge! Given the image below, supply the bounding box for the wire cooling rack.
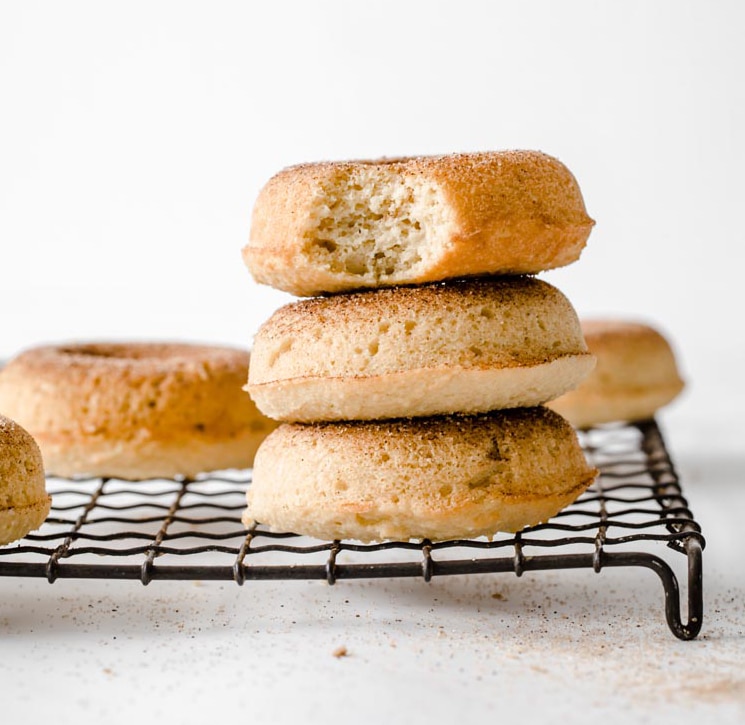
[0,419,704,640]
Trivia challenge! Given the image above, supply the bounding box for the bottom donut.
[243,407,598,543]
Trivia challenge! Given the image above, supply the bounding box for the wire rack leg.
[604,542,704,640]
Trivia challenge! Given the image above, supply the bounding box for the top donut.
[243,150,594,296]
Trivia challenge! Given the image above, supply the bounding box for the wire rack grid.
[0,418,704,640]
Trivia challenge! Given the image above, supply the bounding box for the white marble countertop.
[2,406,743,725]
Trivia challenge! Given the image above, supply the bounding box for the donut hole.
[58,343,216,364]
[59,345,122,359]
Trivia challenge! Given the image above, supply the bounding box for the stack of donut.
[241,150,600,542]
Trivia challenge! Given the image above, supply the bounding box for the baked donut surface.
[247,276,595,422]
[243,407,598,543]
[0,415,51,545]
[244,150,595,296]
[0,343,277,480]
[547,319,685,428]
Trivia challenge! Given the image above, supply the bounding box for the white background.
[1,3,744,723]
[2,0,744,453]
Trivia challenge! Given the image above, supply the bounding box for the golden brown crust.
[422,151,593,275]
[0,343,277,479]
[0,499,52,546]
[0,414,51,545]
[547,319,685,428]
[247,276,595,421]
[244,150,594,296]
[243,407,597,542]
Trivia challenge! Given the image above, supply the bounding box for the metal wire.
[0,419,704,639]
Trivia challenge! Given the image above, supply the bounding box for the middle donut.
[247,276,595,423]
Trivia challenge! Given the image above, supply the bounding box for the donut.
[243,150,595,296]
[247,276,596,422]
[243,407,598,543]
[0,415,51,546]
[0,342,277,480]
[547,319,685,428]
